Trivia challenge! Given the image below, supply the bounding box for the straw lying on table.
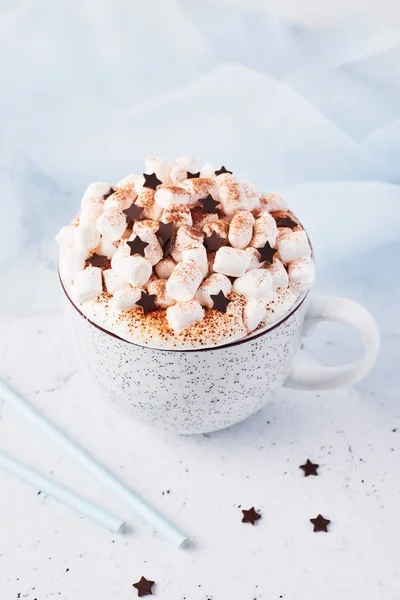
[0,379,188,548]
[0,450,124,533]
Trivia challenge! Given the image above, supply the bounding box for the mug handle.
[285,297,380,390]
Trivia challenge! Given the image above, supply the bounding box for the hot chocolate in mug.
[63,286,379,434]
[57,156,380,434]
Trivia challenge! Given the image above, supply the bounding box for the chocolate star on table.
[127,236,149,257]
[204,231,225,252]
[310,514,331,532]
[186,171,201,179]
[210,290,231,313]
[85,253,108,268]
[135,291,158,315]
[256,241,277,264]
[156,220,174,243]
[274,215,298,229]
[300,459,319,477]
[215,166,233,176]
[200,194,219,214]
[132,576,155,597]
[103,187,115,200]
[143,172,162,190]
[242,507,261,525]
[123,202,144,223]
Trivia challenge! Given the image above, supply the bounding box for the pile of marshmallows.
[57,156,315,334]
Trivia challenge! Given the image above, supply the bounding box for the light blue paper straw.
[0,450,124,533]
[0,379,188,548]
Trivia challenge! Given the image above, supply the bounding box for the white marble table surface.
[1,2,400,598]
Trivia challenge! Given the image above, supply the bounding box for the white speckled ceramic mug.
[63,284,380,434]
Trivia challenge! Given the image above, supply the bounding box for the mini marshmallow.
[244,298,267,332]
[288,257,315,292]
[200,162,218,179]
[155,257,177,279]
[59,247,87,282]
[267,258,289,289]
[144,274,158,290]
[74,222,100,252]
[182,245,208,277]
[217,180,248,215]
[111,246,152,286]
[161,204,193,230]
[170,165,189,184]
[55,226,75,248]
[175,155,197,171]
[191,207,219,229]
[96,209,127,242]
[103,269,126,294]
[73,267,102,303]
[147,279,175,308]
[241,182,261,212]
[266,288,299,322]
[195,274,232,308]
[228,210,255,249]
[81,182,111,207]
[250,213,278,248]
[155,186,191,209]
[134,175,146,194]
[129,228,163,266]
[111,285,142,311]
[116,174,140,188]
[277,230,311,263]
[166,300,204,333]
[135,188,163,221]
[203,219,229,240]
[213,247,251,277]
[170,225,204,262]
[95,236,118,259]
[179,178,217,205]
[260,193,287,213]
[104,187,136,211]
[166,261,204,302]
[145,156,172,184]
[132,219,159,234]
[80,200,104,223]
[244,247,263,271]
[233,269,274,300]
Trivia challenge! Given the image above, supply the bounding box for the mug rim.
[59,272,309,353]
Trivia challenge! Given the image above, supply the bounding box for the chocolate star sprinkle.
[143,172,162,190]
[85,253,108,268]
[274,215,298,229]
[186,171,201,179]
[210,290,231,313]
[310,514,330,532]
[215,166,233,176]
[200,194,219,214]
[132,576,155,597]
[204,231,225,253]
[300,459,319,477]
[103,187,115,200]
[157,221,174,243]
[256,241,277,264]
[123,202,144,222]
[242,507,261,525]
[135,291,157,315]
[127,236,149,257]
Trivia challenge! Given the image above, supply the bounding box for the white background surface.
[1,1,400,599]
